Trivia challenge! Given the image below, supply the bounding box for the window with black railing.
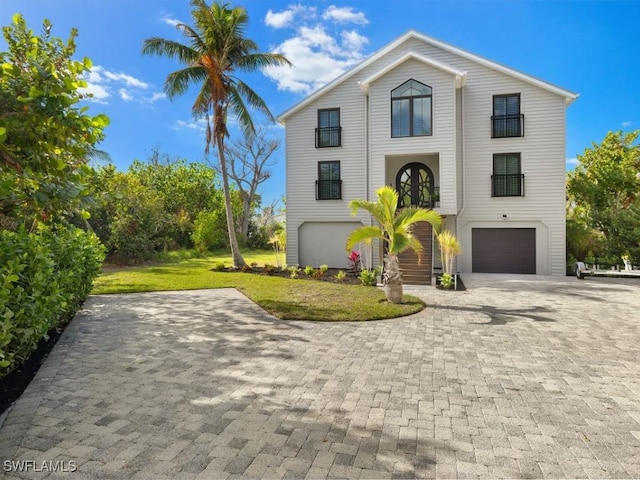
[315,126,341,148]
[316,108,341,147]
[492,153,524,197]
[492,174,525,197]
[492,114,524,138]
[492,94,524,138]
[317,161,341,200]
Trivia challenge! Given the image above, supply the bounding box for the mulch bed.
[219,266,363,285]
[0,323,69,417]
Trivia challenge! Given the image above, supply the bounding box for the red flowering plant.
[348,250,362,276]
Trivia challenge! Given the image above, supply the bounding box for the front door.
[394,162,435,285]
[395,162,435,208]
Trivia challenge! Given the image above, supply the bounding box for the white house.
[277,30,577,284]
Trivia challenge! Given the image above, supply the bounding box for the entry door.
[395,162,434,208]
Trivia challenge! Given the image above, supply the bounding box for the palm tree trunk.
[383,253,403,303]
[216,139,246,268]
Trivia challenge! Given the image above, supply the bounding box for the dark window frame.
[316,108,341,148]
[492,93,524,138]
[492,153,525,197]
[391,79,433,138]
[316,160,342,200]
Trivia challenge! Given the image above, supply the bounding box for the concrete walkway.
[1,275,639,479]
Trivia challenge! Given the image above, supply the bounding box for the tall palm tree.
[142,0,290,268]
[347,186,441,303]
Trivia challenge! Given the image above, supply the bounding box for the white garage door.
[299,222,363,268]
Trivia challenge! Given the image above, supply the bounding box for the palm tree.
[347,186,441,303]
[142,0,290,268]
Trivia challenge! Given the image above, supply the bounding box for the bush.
[0,226,104,377]
[192,210,228,253]
[335,270,347,283]
[358,268,379,287]
[304,265,315,276]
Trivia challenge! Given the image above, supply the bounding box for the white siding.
[284,34,570,276]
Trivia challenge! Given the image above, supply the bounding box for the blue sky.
[1,1,638,207]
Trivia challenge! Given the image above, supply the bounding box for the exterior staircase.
[397,221,433,286]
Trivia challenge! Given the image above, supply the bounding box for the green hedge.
[0,226,104,378]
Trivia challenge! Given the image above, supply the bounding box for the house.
[277,30,577,284]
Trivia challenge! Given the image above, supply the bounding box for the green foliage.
[567,130,640,262]
[335,270,347,283]
[319,264,329,275]
[439,272,454,289]
[192,209,229,253]
[304,265,315,277]
[0,15,109,224]
[0,226,104,377]
[436,230,461,274]
[358,268,380,287]
[211,261,225,271]
[288,265,300,279]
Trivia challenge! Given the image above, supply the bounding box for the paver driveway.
[1,275,639,479]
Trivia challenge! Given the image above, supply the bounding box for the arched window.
[391,79,432,138]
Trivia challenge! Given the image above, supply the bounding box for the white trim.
[277,30,578,123]
[358,52,466,95]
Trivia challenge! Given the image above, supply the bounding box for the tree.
[142,0,290,268]
[0,14,109,227]
[220,126,280,240]
[346,186,441,303]
[567,130,640,263]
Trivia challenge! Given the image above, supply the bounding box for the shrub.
[335,270,347,283]
[192,210,228,253]
[211,261,226,271]
[358,268,379,287]
[304,265,315,276]
[319,264,329,275]
[348,251,361,276]
[288,265,301,279]
[0,226,104,377]
[439,272,454,289]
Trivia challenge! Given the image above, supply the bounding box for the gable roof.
[358,52,467,94]
[277,29,578,123]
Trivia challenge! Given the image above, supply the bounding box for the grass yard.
[93,252,425,321]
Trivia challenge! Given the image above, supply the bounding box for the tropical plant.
[268,223,286,267]
[358,268,380,287]
[304,265,315,277]
[0,15,109,226]
[436,230,461,275]
[347,186,441,303]
[335,270,347,283]
[142,0,290,268]
[347,250,362,276]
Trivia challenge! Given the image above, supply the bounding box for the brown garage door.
[472,228,536,274]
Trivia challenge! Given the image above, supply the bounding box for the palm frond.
[164,65,208,98]
[346,225,384,252]
[141,37,200,66]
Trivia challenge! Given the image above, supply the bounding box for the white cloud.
[265,5,316,28]
[80,65,152,104]
[79,82,110,103]
[322,5,368,25]
[150,92,167,102]
[622,121,632,127]
[173,119,207,131]
[162,15,181,27]
[263,22,369,95]
[119,89,133,102]
[566,158,579,168]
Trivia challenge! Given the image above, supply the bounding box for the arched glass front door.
[395,162,435,208]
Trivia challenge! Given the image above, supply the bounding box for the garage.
[299,221,363,268]
[472,228,536,274]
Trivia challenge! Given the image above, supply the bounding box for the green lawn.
[93,252,425,321]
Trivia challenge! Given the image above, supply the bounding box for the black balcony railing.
[491,174,525,197]
[315,126,342,148]
[491,114,524,138]
[316,179,342,200]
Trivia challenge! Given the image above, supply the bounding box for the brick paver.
[1,275,639,479]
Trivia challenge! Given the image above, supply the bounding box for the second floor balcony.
[492,114,524,138]
[315,126,342,148]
